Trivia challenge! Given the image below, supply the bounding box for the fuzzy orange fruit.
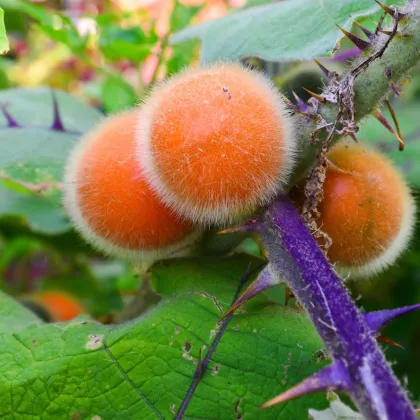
[63,110,199,262]
[297,141,415,277]
[137,63,296,225]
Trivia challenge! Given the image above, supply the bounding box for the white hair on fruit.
[136,62,298,226]
[62,111,201,263]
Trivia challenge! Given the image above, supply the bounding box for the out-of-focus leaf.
[99,25,156,62]
[0,186,70,234]
[101,75,137,113]
[0,0,87,54]
[167,40,199,75]
[0,256,329,418]
[0,8,9,55]
[165,3,201,75]
[358,101,420,188]
[171,0,403,63]
[0,87,102,234]
[169,2,201,33]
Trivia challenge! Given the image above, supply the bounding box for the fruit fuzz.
[137,62,296,226]
[63,110,199,263]
[294,140,415,277]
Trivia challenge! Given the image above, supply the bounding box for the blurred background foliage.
[0,0,419,407]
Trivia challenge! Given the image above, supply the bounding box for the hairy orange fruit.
[63,110,199,262]
[137,63,296,225]
[36,292,84,322]
[298,141,415,277]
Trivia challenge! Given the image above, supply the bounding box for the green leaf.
[0,288,41,333]
[0,186,70,234]
[171,0,404,63]
[0,9,9,55]
[0,256,329,418]
[169,2,201,33]
[358,101,420,188]
[101,75,137,113]
[99,25,156,63]
[0,87,103,234]
[0,0,86,54]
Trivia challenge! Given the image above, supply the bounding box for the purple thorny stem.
[243,195,418,419]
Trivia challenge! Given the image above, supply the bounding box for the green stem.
[288,1,420,188]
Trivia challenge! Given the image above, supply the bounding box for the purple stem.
[260,195,416,420]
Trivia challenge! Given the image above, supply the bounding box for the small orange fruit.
[29,292,84,322]
[63,110,199,262]
[137,63,296,225]
[296,141,415,277]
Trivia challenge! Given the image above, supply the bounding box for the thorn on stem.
[353,21,377,41]
[376,335,405,349]
[220,265,280,321]
[364,304,420,332]
[216,218,262,235]
[0,103,20,128]
[302,87,326,103]
[50,89,66,132]
[292,91,308,112]
[373,109,404,150]
[374,0,406,20]
[314,60,338,79]
[336,25,372,50]
[385,67,401,97]
[261,362,350,408]
[385,99,404,151]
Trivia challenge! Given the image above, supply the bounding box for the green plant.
[1,1,420,419]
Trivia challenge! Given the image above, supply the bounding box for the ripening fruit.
[22,292,84,322]
[295,141,415,277]
[63,110,199,263]
[137,63,296,225]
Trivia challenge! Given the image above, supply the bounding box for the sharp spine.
[302,87,326,103]
[336,24,372,50]
[0,103,20,128]
[261,362,351,408]
[292,91,308,112]
[50,89,66,132]
[373,109,404,151]
[374,1,406,19]
[354,21,377,40]
[386,99,404,151]
[364,304,420,332]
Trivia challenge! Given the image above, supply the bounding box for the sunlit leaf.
[171,0,404,62]
[0,256,329,418]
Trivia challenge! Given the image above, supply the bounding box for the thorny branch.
[301,10,399,240]
[225,2,420,418]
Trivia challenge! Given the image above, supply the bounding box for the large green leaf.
[0,87,102,234]
[171,0,403,63]
[0,256,329,419]
[358,101,420,188]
